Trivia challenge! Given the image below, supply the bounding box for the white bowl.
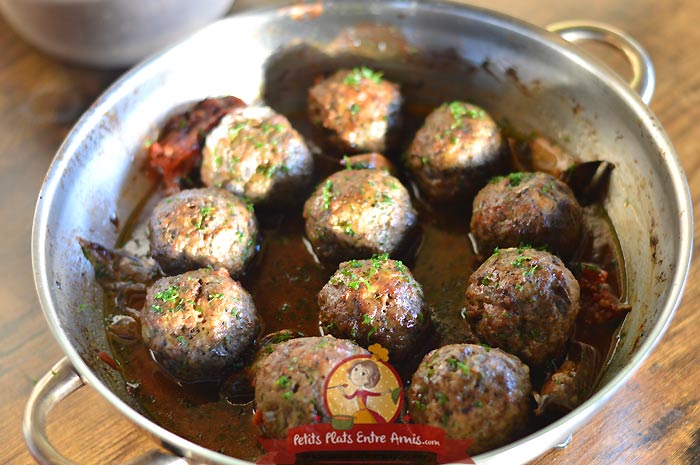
[0,0,234,67]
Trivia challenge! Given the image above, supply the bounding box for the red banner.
[257,424,474,464]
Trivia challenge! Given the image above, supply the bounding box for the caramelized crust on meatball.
[318,255,430,362]
[465,247,580,366]
[149,187,258,277]
[308,67,402,154]
[303,169,417,263]
[409,343,531,454]
[142,268,259,382]
[201,106,313,207]
[405,101,510,202]
[470,171,583,259]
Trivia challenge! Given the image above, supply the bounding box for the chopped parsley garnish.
[447,358,471,377]
[507,172,526,187]
[275,375,291,388]
[344,66,384,85]
[448,101,467,120]
[379,193,393,205]
[349,103,361,114]
[456,361,471,376]
[367,326,377,340]
[257,163,277,179]
[195,206,214,230]
[523,264,539,278]
[155,285,179,303]
[436,392,448,406]
[511,254,532,268]
[176,335,187,347]
[448,101,485,120]
[322,180,333,210]
[412,399,427,411]
[228,122,247,140]
[208,293,224,301]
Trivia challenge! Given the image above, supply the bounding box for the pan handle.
[23,357,187,465]
[546,20,656,105]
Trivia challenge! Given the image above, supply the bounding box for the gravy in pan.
[103,105,625,462]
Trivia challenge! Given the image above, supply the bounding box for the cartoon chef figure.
[332,359,392,424]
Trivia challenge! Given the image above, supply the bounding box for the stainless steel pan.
[25,1,693,464]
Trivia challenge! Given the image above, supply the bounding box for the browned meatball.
[465,247,580,366]
[318,254,429,362]
[149,187,258,277]
[470,171,583,259]
[303,169,417,263]
[254,336,368,439]
[308,67,402,154]
[405,101,510,202]
[201,106,313,207]
[408,344,531,455]
[141,268,259,382]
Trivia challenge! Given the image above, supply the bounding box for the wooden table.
[1,1,698,464]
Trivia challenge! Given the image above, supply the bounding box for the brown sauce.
[104,104,627,462]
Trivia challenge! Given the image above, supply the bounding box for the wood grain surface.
[1,1,698,464]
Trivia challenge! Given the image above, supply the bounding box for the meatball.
[303,169,417,262]
[308,67,402,153]
[405,101,510,202]
[147,96,245,189]
[470,171,583,259]
[141,268,259,382]
[149,187,258,277]
[408,344,531,455]
[201,106,313,207]
[318,254,430,362]
[465,247,580,366]
[254,336,368,439]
